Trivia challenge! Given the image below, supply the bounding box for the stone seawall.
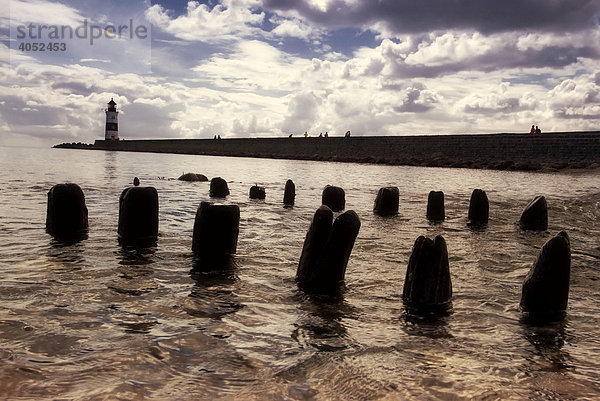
[58,131,600,171]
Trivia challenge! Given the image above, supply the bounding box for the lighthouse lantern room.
[105,98,119,140]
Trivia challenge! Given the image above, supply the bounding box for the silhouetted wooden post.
[426,191,445,221]
[46,183,88,241]
[249,185,266,199]
[118,186,159,246]
[283,179,295,206]
[520,195,548,230]
[210,177,230,198]
[374,186,399,216]
[192,201,240,268]
[297,206,360,294]
[297,206,333,286]
[403,235,452,312]
[322,185,345,212]
[468,189,489,225]
[521,231,570,320]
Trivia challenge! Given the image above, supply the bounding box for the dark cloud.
[463,97,522,115]
[554,110,600,119]
[51,81,100,96]
[375,43,600,80]
[0,94,99,141]
[262,0,600,34]
[393,85,438,113]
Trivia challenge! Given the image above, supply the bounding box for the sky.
[1,0,599,146]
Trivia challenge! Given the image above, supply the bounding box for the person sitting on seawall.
[530,125,536,134]
[535,126,541,134]
[324,131,328,137]
[344,130,351,137]
[304,132,308,137]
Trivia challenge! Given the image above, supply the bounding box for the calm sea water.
[0,146,598,400]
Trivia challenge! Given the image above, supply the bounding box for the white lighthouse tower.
[105,98,119,140]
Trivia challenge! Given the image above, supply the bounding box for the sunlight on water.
[0,147,598,399]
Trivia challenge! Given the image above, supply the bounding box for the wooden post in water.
[520,195,548,230]
[468,189,489,225]
[297,206,360,294]
[426,191,445,221]
[46,183,88,241]
[249,185,266,199]
[322,185,345,212]
[210,177,230,198]
[192,201,240,269]
[520,231,570,321]
[403,235,452,313]
[118,186,159,247]
[283,179,295,206]
[374,186,399,216]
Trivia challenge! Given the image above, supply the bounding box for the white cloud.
[192,40,311,92]
[134,97,168,107]
[549,76,600,120]
[269,17,318,40]
[7,0,83,26]
[79,58,110,63]
[404,32,501,66]
[145,0,265,42]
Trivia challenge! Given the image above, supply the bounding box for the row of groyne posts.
[46,178,570,322]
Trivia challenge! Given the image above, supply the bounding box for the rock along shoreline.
[54,131,600,172]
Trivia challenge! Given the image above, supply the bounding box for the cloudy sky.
[1,0,599,146]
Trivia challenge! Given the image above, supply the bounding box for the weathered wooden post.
[426,191,445,221]
[297,206,333,286]
[283,179,295,206]
[46,183,88,241]
[192,201,240,268]
[210,177,230,198]
[322,185,345,212]
[468,189,489,225]
[520,231,570,320]
[403,235,452,312]
[373,186,399,216]
[520,195,548,230]
[297,206,360,294]
[249,185,266,199]
[118,186,159,246]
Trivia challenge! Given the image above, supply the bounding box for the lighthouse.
[105,98,119,140]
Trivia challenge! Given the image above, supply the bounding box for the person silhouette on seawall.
[535,126,541,134]
[530,125,535,134]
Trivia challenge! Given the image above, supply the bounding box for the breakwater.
[55,131,600,170]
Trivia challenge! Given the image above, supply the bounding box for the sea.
[0,146,599,400]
